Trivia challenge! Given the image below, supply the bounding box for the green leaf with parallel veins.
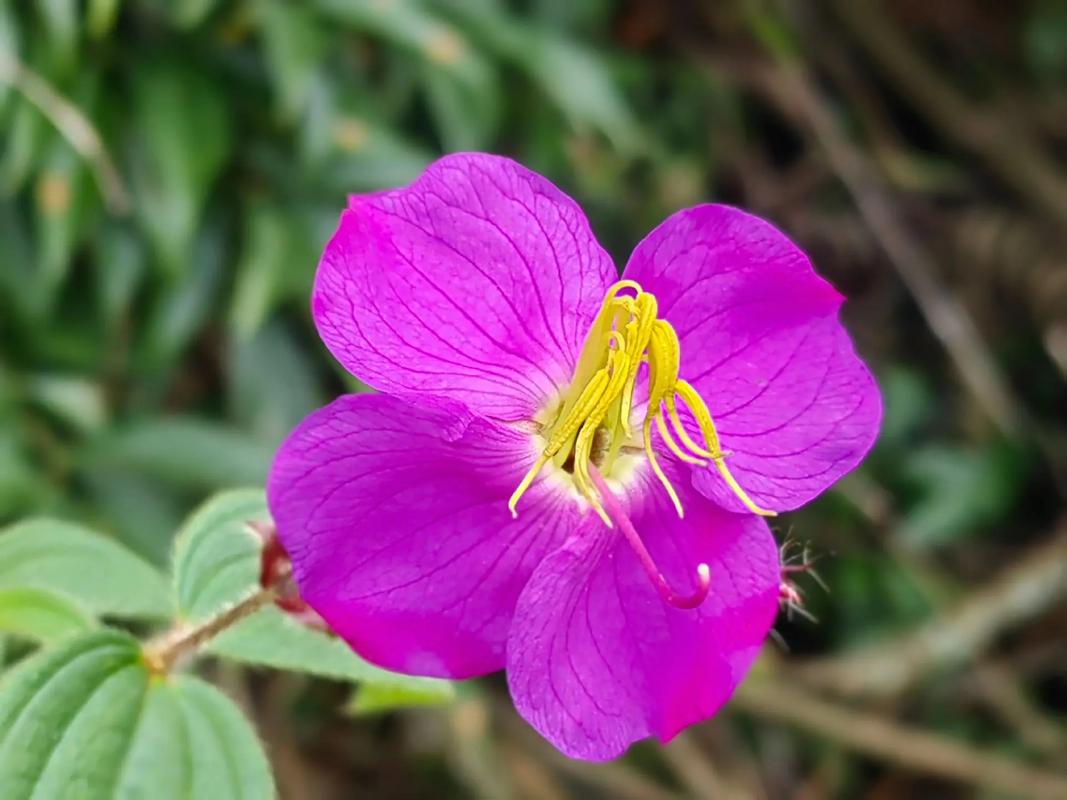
[0,630,274,799]
[130,60,231,275]
[0,588,95,643]
[115,675,274,800]
[0,630,147,799]
[208,606,453,695]
[85,418,272,493]
[0,518,170,619]
[173,491,452,696]
[171,489,268,621]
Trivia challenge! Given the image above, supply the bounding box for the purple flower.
[268,153,880,760]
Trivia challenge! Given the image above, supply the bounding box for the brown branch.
[971,664,1067,762]
[662,732,752,800]
[733,679,1067,799]
[795,521,1067,698]
[828,0,1067,227]
[744,52,1023,435]
[0,48,130,214]
[494,703,680,800]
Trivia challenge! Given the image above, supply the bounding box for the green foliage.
[0,491,454,796]
[0,587,94,643]
[0,631,149,800]
[86,419,273,492]
[349,681,458,716]
[0,518,170,618]
[130,60,232,277]
[0,631,274,800]
[0,0,651,563]
[174,490,451,695]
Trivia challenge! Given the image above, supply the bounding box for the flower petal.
[624,204,881,512]
[507,475,780,760]
[268,393,579,679]
[313,153,617,421]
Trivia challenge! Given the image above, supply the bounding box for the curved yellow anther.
[510,280,775,527]
[617,294,658,436]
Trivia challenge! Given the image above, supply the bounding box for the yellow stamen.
[655,412,707,466]
[675,380,777,517]
[508,280,774,522]
[644,415,684,518]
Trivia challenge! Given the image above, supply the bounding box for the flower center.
[509,280,775,526]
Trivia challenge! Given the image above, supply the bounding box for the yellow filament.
[508,279,773,523]
[507,368,610,517]
[665,395,716,458]
[644,416,684,518]
[675,380,776,517]
[655,412,707,466]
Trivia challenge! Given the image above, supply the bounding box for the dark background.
[1,0,1066,797]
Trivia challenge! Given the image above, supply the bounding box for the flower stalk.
[142,562,293,675]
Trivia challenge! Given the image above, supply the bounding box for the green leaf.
[116,675,274,800]
[0,430,50,520]
[0,518,170,619]
[440,3,641,152]
[315,0,469,64]
[230,202,306,338]
[36,0,79,75]
[86,0,121,38]
[130,60,231,275]
[0,100,51,194]
[32,139,97,309]
[85,419,272,492]
[208,606,452,694]
[259,0,328,121]
[171,488,268,620]
[0,630,274,799]
[167,0,219,29]
[299,78,432,189]
[82,467,184,565]
[420,59,500,150]
[173,491,452,695]
[140,223,225,368]
[347,680,455,715]
[24,373,106,434]
[0,630,147,799]
[90,223,147,331]
[0,588,95,644]
[519,34,641,152]
[227,322,323,446]
[900,442,1027,547]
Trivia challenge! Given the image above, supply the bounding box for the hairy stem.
[142,564,292,675]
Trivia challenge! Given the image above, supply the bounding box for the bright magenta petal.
[623,204,881,512]
[313,153,617,421]
[267,393,579,679]
[506,475,780,760]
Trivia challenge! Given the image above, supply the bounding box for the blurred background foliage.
[1,0,1066,797]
